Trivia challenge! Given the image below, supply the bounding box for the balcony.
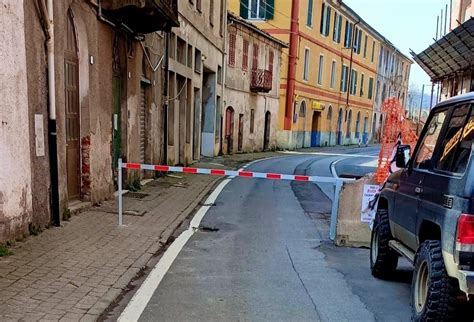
[101,0,179,33]
[250,69,272,93]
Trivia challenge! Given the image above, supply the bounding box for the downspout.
[285,0,300,130]
[163,32,169,164]
[220,2,228,156]
[346,19,360,108]
[39,0,61,226]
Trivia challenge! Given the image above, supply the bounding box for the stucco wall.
[0,0,33,242]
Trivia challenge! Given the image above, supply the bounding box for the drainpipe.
[285,0,300,130]
[220,0,228,156]
[163,32,169,164]
[346,19,360,109]
[39,0,60,226]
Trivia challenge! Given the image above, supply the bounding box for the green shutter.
[240,0,248,19]
[266,0,274,20]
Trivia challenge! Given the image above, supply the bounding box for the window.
[414,110,448,169]
[242,39,249,70]
[368,77,374,99]
[340,65,348,92]
[252,43,259,70]
[268,50,274,72]
[217,65,222,84]
[299,101,306,117]
[177,37,186,65]
[363,35,368,58]
[360,74,365,97]
[353,28,362,54]
[320,3,331,36]
[307,0,313,27]
[219,2,224,36]
[333,13,342,43]
[209,0,214,26]
[317,55,324,85]
[371,40,375,62]
[194,49,202,73]
[228,33,236,66]
[250,109,255,133]
[436,104,473,173]
[240,0,274,20]
[355,111,361,138]
[197,0,201,12]
[350,69,358,95]
[330,60,336,88]
[187,44,193,68]
[303,48,310,81]
[344,21,353,48]
[327,105,333,120]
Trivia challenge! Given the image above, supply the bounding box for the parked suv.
[370,92,474,321]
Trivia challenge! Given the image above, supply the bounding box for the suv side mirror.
[396,145,411,168]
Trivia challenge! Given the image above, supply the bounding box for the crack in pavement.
[286,246,322,321]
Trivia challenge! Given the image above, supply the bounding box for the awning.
[101,0,179,33]
[411,18,474,81]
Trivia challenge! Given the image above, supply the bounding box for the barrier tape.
[121,162,340,183]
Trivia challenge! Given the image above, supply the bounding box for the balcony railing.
[101,0,179,33]
[250,69,272,93]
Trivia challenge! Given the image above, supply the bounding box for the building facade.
[229,0,411,148]
[373,41,412,142]
[224,13,287,153]
[166,0,226,164]
[0,0,178,243]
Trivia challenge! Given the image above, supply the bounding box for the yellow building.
[229,0,390,148]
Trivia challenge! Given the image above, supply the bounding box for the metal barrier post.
[329,180,343,240]
[118,158,123,226]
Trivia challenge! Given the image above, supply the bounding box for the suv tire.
[370,209,398,279]
[411,240,464,321]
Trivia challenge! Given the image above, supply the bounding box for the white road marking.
[280,151,376,158]
[118,178,232,322]
[359,159,378,167]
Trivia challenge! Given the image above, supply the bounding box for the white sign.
[361,184,380,223]
[34,114,45,157]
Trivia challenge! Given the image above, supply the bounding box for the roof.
[433,91,474,110]
[227,12,289,48]
[411,18,474,81]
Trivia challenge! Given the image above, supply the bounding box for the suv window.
[414,109,448,169]
[437,104,473,174]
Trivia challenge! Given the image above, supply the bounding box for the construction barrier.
[117,158,353,240]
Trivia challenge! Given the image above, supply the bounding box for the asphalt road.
[135,147,412,321]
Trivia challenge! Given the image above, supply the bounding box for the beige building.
[223,13,287,153]
[166,0,226,164]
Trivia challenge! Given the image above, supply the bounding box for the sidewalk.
[0,173,219,321]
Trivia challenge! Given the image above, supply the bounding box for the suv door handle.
[415,187,423,195]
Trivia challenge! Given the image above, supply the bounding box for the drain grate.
[125,192,150,199]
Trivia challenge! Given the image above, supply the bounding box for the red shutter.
[242,39,249,70]
[228,34,236,66]
[252,43,259,70]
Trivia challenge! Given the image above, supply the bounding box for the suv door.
[421,103,473,251]
[392,109,449,251]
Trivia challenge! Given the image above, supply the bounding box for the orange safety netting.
[374,98,419,184]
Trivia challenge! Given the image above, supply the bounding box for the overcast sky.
[344,0,451,91]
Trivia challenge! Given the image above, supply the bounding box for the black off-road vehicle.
[370,92,474,321]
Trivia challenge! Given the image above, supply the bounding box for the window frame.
[330,60,336,89]
[333,12,342,43]
[306,0,314,27]
[317,54,324,86]
[340,64,348,92]
[303,47,310,81]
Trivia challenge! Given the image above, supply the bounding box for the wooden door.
[264,111,271,150]
[225,107,234,154]
[238,114,244,151]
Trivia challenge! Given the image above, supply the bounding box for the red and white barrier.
[117,159,351,240]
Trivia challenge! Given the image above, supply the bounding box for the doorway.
[297,101,306,148]
[263,111,271,150]
[311,111,321,147]
[337,108,343,145]
[65,13,80,200]
[238,114,244,151]
[193,87,200,160]
[225,106,234,154]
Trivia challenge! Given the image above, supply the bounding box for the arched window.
[346,109,352,138]
[299,101,306,117]
[337,108,343,132]
[327,105,333,120]
[355,111,361,138]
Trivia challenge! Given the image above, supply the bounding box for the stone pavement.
[0,173,219,321]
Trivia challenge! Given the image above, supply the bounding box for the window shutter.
[265,0,274,20]
[240,0,248,19]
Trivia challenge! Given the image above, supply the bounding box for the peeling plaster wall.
[0,0,33,242]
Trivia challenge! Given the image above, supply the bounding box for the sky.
[344,0,451,90]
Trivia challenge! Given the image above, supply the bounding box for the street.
[120,147,412,321]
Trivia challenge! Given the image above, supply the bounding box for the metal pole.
[436,15,439,39]
[118,158,123,226]
[329,180,343,241]
[416,84,425,134]
[429,82,435,110]
[445,4,448,35]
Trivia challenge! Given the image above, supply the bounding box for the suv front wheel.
[412,240,464,321]
[370,209,398,279]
